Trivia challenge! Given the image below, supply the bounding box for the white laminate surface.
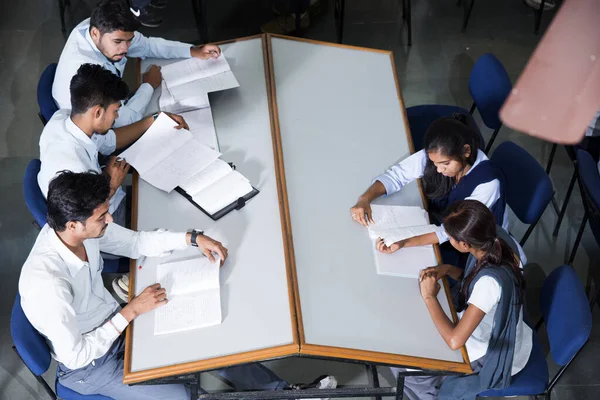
[131,38,295,372]
[270,37,463,364]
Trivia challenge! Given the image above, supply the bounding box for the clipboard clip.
[235,197,246,210]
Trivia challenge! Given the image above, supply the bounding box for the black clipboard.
[174,163,259,221]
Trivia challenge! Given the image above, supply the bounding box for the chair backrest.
[491,141,553,224]
[541,265,592,366]
[10,294,52,377]
[37,63,59,124]
[469,54,512,130]
[576,149,600,244]
[23,159,48,227]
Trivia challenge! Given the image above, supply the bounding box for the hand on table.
[419,264,451,282]
[191,44,221,60]
[105,156,130,192]
[122,283,168,322]
[350,198,374,226]
[375,237,405,254]
[162,112,189,130]
[196,234,228,266]
[419,274,441,302]
[142,65,162,89]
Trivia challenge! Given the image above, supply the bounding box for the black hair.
[47,171,111,232]
[422,114,481,200]
[90,0,141,35]
[443,200,525,312]
[70,63,129,115]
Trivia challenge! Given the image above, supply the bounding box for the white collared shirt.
[38,110,126,214]
[374,149,509,243]
[52,18,192,127]
[19,223,189,370]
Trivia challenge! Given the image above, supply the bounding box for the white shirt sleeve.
[98,223,189,259]
[20,267,128,370]
[464,179,501,211]
[467,276,502,314]
[91,130,117,155]
[373,150,427,195]
[126,32,192,60]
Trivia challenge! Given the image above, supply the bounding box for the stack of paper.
[368,204,439,278]
[118,113,221,192]
[154,256,222,335]
[161,55,239,101]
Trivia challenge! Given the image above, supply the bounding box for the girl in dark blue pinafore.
[350,114,511,266]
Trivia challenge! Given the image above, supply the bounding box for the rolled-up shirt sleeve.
[21,271,127,370]
[98,223,189,259]
[126,32,192,60]
[373,150,428,195]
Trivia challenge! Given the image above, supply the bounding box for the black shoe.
[150,0,168,9]
[131,6,163,27]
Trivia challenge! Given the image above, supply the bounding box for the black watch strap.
[190,229,204,247]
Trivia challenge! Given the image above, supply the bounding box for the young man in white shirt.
[52,0,220,127]
[19,171,337,399]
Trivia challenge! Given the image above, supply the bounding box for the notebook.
[176,159,259,220]
[368,204,439,278]
[154,256,222,335]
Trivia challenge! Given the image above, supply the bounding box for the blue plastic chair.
[468,54,512,153]
[24,159,48,228]
[480,264,592,398]
[11,294,112,399]
[491,141,553,246]
[405,105,485,152]
[23,159,128,274]
[37,63,59,125]
[568,149,600,264]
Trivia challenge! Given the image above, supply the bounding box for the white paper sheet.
[192,171,253,215]
[167,71,240,100]
[161,56,231,89]
[179,159,232,196]
[370,204,429,229]
[180,108,219,151]
[372,242,438,278]
[369,225,440,247]
[154,256,222,335]
[159,81,210,114]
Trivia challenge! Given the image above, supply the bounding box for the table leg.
[367,364,382,400]
[334,0,345,44]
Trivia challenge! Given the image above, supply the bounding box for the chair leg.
[545,143,557,175]
[367,364,382,400]
[58,0,66,34]
[469,102,476,114]
[484,127,500,154]
[552,168,577,237]
[461,0,475,32]
[520,221,538,247]
[568,211,588,265]
[335,0,345,44]
[535,0,546,34]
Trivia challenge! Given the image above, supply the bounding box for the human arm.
[419,275,486,350]
[350,181,386,226]
[375,232,439,254]
[420,264,465,282]
[114,112,189,150]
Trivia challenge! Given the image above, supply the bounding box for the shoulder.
[468,275,502,313]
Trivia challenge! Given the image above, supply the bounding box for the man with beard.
[52,0,220,128]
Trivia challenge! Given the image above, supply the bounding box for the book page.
[118,113,193,174]
[141,139,221,192]
[157,256,221,296]
[372,242,438,279]
[179,159,232,196]
[370,204,429,230]
[167,71,240,101]
[159,81,210,114]
[154,288,222,335]
[369,225,440,246]
[191,171,253,215]
[162,55,231,89]
[180,108,219,151]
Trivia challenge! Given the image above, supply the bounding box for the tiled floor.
[1,0,598,399]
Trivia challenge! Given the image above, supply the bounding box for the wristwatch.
[152,112,160,121]
[189,229,204,247]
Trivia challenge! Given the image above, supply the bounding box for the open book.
[368,205,439,278]
[154,256,222,335]
[176,159,259,220]
[161,55,240,101]
[118,113,221,192]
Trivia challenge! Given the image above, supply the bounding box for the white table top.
[269,36,464,364]
[130,37,295,373]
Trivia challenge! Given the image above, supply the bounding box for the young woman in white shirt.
[350,114,509,265]
[394,200,532,400]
